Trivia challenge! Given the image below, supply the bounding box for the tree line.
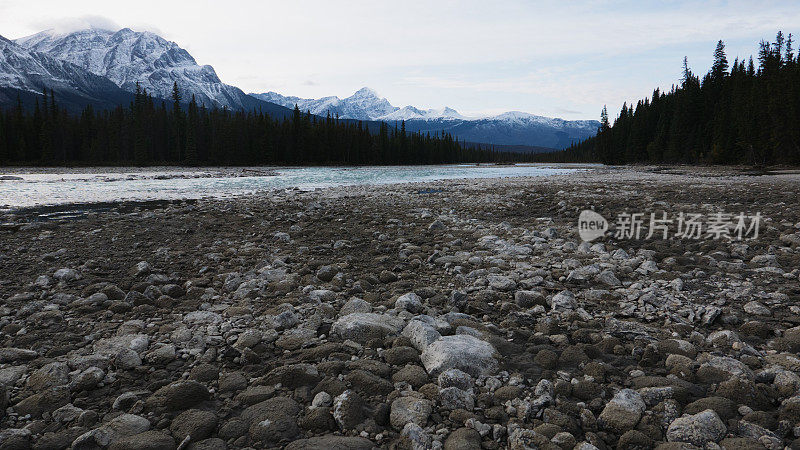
[0,82,537,166]
[535,32,800,166]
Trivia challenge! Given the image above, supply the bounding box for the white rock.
[0,365,27,387]
[420,334,497,377]
[390,396,433,429]
[340,298,372,316]
[308,289,335,303]
[331,313,404,344]
[439,386,475,410]
[183,310,223,325]
[402,320,442,352]
[94,334,149,357]
[488,275,516,291]
[596,270,621,286]
[395,293,423,313]
[52,403,84,423]
[743,301,770,316]
[401,422,432,449]
[437,368,474,391]
[53,268,80,282]
[598,388,646,432]
[312,391,332,408]
[134,261,151,276]
[549,290,577,311]
[699,355,754,380]
[666,409,726,446]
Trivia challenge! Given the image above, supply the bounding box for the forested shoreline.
[0,84,535,166]
[536,32,800,166]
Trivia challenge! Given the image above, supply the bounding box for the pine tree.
[711,40,729,79]
[681,57,694,86]
[597,106,612,163]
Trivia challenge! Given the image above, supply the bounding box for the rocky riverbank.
[1,166,800,449]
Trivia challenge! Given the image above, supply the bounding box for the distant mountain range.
[252,88,466,121]
[253,89,599,148]
[1,26,599,149]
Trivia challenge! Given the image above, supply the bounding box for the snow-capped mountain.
[487,111,600,137]
[0,34,132,110]
[380,106,465,121]
[252,88,598,148]
[253,88,400,121]
[16,27,256,110]
[253,87,468,121]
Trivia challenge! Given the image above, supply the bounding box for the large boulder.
[340,298,372,316]
[332,390,364,431]
[420,335,497,377]
[26,362,70,390]
[94,334,150,359]
[331,313,404,343]
[696,356,754,383]
[72,414,151,448]
[598,389,646,433]
[444,427,482,450]
[395,293,423,313]
[241,396,302,425]
[13,386,70,418]
[402,320,442,352]
[549,290,577,311]
[169,409,218,441]
[666,409,726,446]
[155,381,209,411]
[249,416,299,445]
[390,396,433,430]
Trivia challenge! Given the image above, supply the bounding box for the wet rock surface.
[1,166,800,448]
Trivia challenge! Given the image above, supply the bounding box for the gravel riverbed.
[1,166,799,450]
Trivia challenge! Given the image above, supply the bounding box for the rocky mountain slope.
[16,28,257,111]
[0,34,132,111]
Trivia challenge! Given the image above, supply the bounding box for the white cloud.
[31,14,120,34]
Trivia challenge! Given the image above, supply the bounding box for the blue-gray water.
[0,164,592,208]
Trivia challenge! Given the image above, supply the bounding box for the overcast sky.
[1,0,797,120]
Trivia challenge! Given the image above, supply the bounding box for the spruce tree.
[711,40,729,79]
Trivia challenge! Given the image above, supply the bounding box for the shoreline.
[6,163,791,215]
[0,164,593,212]
[0,162,601,175]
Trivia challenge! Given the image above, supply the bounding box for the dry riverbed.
[1,166,800,449]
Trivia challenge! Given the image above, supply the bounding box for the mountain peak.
[13,27,250,110]
[351,87,379,98]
